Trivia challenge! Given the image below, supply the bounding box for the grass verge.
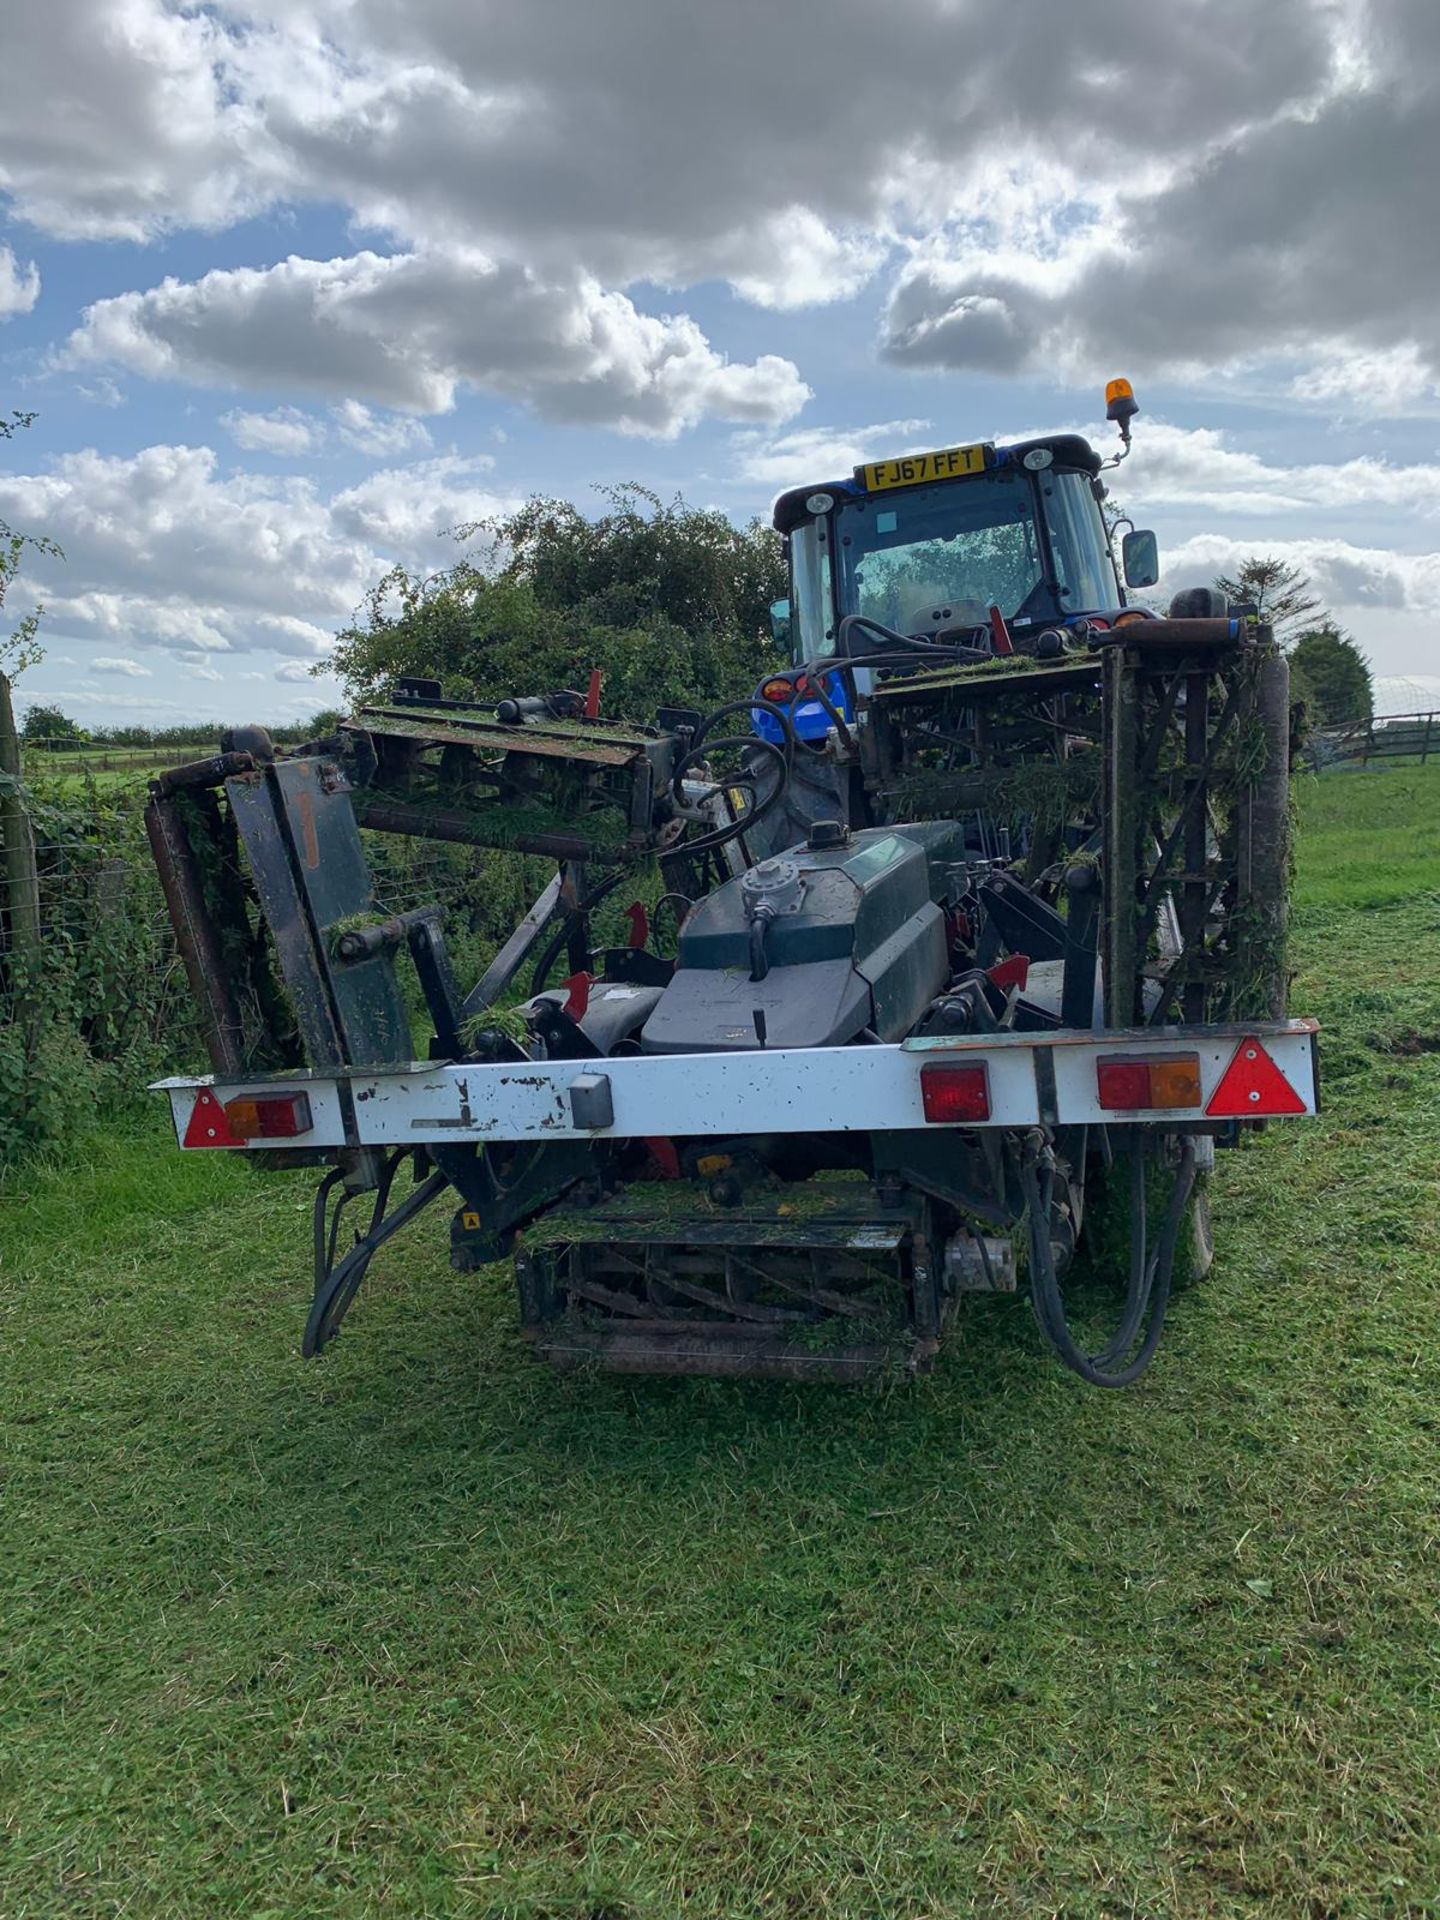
[2,764,1438,1918]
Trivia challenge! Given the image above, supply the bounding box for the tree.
[1211,556,1324,648]
[1289,624,1373,728]
[1,411,63,681]
[328,485,787,721]
[19,704,86,747]
[489,485,784,643]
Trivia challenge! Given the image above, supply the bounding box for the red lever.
[561,971,594,1019]
[987,953,1030,992]
[624,901,650,949]
[989,604,1014,656]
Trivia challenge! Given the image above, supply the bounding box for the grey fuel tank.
[641,820,964,1053]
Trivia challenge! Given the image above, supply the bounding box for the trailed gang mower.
[148,385,1316,1387]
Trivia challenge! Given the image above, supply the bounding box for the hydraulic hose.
[785,658,857,755]
[835,613,992,663]
[1019,1132,1197,1389]
[788,620,991,760]
[671,697,795,858]
[748,908,773,982]
[529,868,629,995]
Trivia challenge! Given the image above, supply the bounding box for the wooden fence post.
[0,670,44,982]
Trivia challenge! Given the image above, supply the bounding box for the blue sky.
[4,0,1440,730]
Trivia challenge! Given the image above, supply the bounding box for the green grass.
[3,765,1439,1917]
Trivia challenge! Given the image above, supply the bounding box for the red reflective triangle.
[183,1085,241,1148]
[1206,1035,1306,1118]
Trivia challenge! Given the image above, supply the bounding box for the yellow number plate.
[856,442,994,491]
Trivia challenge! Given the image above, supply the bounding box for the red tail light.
[223,1091,314,1140]
[920,1061,991,1123]
[1097,1053,1202,1111]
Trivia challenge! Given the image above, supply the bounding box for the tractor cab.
[772,431,1157,666]
[761,397,1159,742]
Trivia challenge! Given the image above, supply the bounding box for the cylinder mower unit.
[148,391,1315,1390]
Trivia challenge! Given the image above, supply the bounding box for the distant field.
[20,743,217,799]
[22,742,213,773]
[2,762,1438,1917]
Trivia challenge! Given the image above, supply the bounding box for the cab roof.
[771,433,1102,534]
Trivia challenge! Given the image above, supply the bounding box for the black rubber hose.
[788,625,989,759]
[673,696,798,793]
[819,646,990,674]
[837,613,986,658]
[672,732,789,858]
[1020,1134,1197,1389]
[1032,1139,1194,1387]
[529,868,629,995]
[1090,1134,1151,1369]
[748,912,771,982]
[665,694,795,856]
[652,892,694,944]
[786,660,856,755]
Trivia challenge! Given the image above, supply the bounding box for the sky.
[3,0,1440,730]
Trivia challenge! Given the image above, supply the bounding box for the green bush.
[0,773,202,1163]
[328,485,785,720]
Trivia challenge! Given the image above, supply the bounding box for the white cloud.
[0,0,1360,340]
[0,0,281,242]
[63,248,811,438]
[92,656,152,677]
[732,419,931,490]
[11,0,1439,450]
[218,399,445,460]
[73,375,126,408]
[725,212,888,312]
[878,2,1440,391]
[221,406,319,455]
[1289,344,1440,417]
[332,399,432,457]
[0,440,515,663]
[1161,533,1440,622]
[1147,531,1440,682]
[0,244,40,319]
[1111,422,1440,520]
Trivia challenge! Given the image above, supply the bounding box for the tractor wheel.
[1185,1172,1215,1287]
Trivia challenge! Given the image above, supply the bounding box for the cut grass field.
[3,765,1439,1918]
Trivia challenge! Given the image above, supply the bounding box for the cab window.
[1042,470,1119,613]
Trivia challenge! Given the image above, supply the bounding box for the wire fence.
[1307,709,1439,772]
[20,739,216,775]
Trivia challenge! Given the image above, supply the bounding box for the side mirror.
[769,598,792,648]
[1122,529,1159,589]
